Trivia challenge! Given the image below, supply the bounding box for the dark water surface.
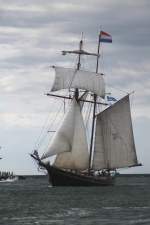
[0,175,150,225]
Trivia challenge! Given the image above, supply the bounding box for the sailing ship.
[31,31,141,186]
[0,171,18,182]
[0,149,18,182]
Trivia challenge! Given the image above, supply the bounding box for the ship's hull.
[45,164,115,186]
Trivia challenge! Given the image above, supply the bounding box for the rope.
[39,96,71,155]
[34,99,64,150]
[106,84,130,95]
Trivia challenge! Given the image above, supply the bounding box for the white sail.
[92,95,138,170]
[54,93,89,170]
[51,66,105,98]
[41,98,89,170]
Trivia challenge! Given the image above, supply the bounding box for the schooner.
[31,31,141,186]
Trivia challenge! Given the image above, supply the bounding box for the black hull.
[45,164,115,186]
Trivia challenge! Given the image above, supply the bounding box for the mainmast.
[88,33,101,172]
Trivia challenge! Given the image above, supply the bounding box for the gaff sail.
[92,95,138,170]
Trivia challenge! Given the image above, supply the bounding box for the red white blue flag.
[99,31,112,43]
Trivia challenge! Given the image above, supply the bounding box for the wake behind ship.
[31,31,141,186]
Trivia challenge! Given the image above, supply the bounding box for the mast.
[77,35,83,70]
[61,33,99,100]
[75,35,83,100]
[89,32,101,171]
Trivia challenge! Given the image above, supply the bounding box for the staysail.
[92,95,138,170]
[41,98,89,170]
[51,66,105,98]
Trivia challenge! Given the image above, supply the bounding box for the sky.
[0,0,150,175]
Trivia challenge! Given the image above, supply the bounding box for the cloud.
[0,0,149,174]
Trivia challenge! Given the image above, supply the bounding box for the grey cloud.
[0,0,150,174]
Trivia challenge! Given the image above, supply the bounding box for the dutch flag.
[99,31,112,43]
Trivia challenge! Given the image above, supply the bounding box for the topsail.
[51,66,105,98]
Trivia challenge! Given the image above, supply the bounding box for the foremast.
[75,35,83,100]
[61,33,102,172]
[62,34,99,101]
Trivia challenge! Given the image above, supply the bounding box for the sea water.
[0,175,150,225]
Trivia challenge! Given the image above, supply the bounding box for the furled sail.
[41,98,89,170]
[92,95,138,170]
[51,66,105,98]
